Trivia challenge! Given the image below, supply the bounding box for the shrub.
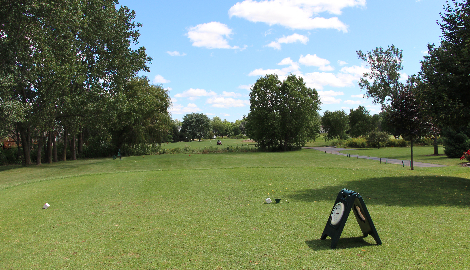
[346,137,367,148]
[443,129,470,158]
[366,131,390,148]
[461,149,470,162]
[385,138,408,147]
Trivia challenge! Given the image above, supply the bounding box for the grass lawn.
[1,148,469,269]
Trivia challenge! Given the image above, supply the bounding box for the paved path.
[304,147,446,168]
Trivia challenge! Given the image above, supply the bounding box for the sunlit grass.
[1,149,469,268]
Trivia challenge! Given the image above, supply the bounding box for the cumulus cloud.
[238,84,252,90]
[351,94,364,98]
[174,88,217,100]
[249,55,369,90]
[187,22,240,49]
[206,97,250,108]
[229,0,366,32]
[266,33,309,50]
[170,103,202,115]
[299,54,334,71]
[167,51,186,56]
[153,75,170,84]
[344,100,363,105]
[338,60,348,66]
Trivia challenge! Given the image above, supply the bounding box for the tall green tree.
[0,0,150,165]
[419,0,470,130]
[181,113,211,141]
[321,110,349,141]
[246,74,321,151]
[109,77,171,149]
[348,106,374,138]
[211,117,226,137]
[357,45,403,106]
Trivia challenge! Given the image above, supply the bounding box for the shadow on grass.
[0,164,23,172]
[288,176,470,207]
[306,237,376,250]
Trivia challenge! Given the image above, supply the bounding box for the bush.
[443,129,470,158]
[385,138,408,147]
[366,131,390,148]
[346,137,367,148]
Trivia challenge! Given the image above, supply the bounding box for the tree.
[181,113,211,141]
[388,78,427,170]
[357,45,403,106]
[348,106,374,138]
[109,77,171,150]
[419,0,470,130]
[211,117,226,137]
[321,110,349,141]
[246,74,321,151]
[0,0,150,165]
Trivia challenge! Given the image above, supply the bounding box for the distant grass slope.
[1,149,469,269]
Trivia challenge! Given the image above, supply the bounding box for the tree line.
[0,0,171,165]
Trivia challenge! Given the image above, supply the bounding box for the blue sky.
[118,0,444,122]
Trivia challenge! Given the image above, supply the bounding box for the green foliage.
[246,74,321,151]
[357,45,403,105]
[366,130,390,148]
[346,137,367,148]
[419,0,470,129]
[443,128,470,158]
[385,138,408,147]
[348,106,374,138]
[109,77,171,148]
[181,113,211,141]
[321,110,349,141]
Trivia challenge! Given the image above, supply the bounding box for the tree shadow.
[306,237,376,250]
[288,176,470,207]
[0,164,23,172]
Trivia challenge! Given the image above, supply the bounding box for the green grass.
[1,148,469,269]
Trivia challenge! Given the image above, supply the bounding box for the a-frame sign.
[320,189,381,249]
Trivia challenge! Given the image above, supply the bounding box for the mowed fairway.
[1,149,469,269]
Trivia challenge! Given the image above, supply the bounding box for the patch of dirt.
[460,162,470,167]
[242,139,255,142]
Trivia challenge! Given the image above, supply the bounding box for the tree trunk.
[433,137,439,155]
[410,139,414,170]
[53,133,58,162]
[47,131,53,164]
[19,125,31,166]
[37,134,43,165]
[71,134,76,160]
[16,125,21,161]
[62,126,68,161]
[78,131,83,156]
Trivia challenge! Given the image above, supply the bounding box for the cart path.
[304,147,446,168]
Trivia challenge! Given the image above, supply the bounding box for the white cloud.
[187,22,240,49]
[299,54,334,71]
[249,56,368,90]
[222,91,243,98]
[153,75,170,84]
[174,88,217,100]
[321,96,342,104]
[338,60,348,66]
[238,84,252,90]
[206,97,250,108]
[229,0,366,32]
[318,90,344,96]
[344,100,363,105]
[167,51,186,56]
[266,33,309,50]
[248,57,301,78]
[351,94,364,98]
[170,103,202,115]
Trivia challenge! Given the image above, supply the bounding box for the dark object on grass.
[321,188,381,249]
[217,140,222,145]
[275,198,281,203]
